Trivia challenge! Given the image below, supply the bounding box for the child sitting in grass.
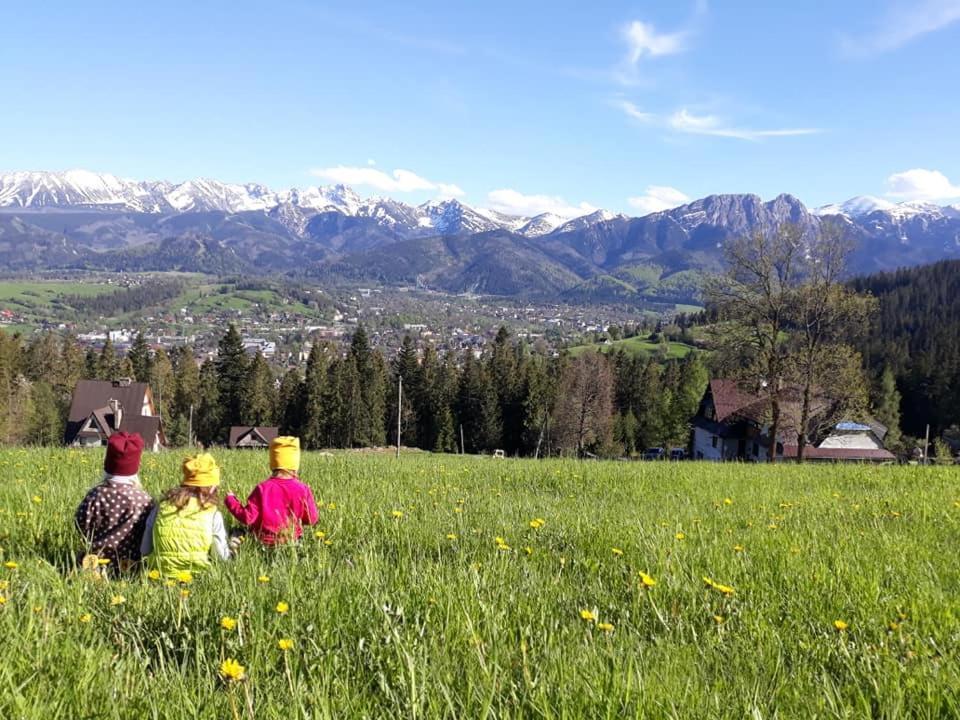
[140,453,231,576]
[225,436,318,545]
[74,432,155,574]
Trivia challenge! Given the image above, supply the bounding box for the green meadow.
[0,448,957,718]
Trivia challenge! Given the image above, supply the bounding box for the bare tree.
[787,223,876,460]
[706,224,806,461]
[552,352,614,457]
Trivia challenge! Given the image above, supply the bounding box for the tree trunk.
[767,398,780,463]
[797,381,812,464]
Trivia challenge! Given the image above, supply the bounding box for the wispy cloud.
[886,168,960,201]
[614,103,820,142]
[311,165,464,197]
[840,0,960,56]
[668,109,820,141]
[486,189,596,219]
[616,100,656,122]
[617,2,707,84]
[628,186,690,214]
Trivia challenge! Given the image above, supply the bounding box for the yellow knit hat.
[270,436,301,473]
[182,453,221,488]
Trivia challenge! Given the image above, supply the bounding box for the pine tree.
[276,369,304,435]
[874,367,903,451]
[391,336,420,447]
[83,348,98,380]
[171,347,201,445]
[302,343,331,449]
[27,381,64,445]
[242,351,276,426]
[149,348,175,419]
[216,325,249,438]
[195,361,222,447]
[128,331,152,383]
[457,352,502,453]
[97,338,118,380]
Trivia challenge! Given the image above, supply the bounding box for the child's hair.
[273,468,298,479]
[162,485,219,511]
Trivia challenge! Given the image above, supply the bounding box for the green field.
[0,449,958,718]
[568,335,697,359]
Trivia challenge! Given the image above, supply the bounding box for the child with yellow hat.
[140,453,232,576]
[225,436,319,545]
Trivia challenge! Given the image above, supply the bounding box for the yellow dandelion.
[579,608,597,623]
[78,612,92,623]
[529,518,545,529]
[257,575,271,583]
[524,546,533,556]
[277,638,294,651]
[888,621,900,632]
[703,577,735,596]
[314,531,326,539]
[391,510,404,519]
[219,657,245,682]
[323,539,333,546]
[276,601,290,614]
[445,533,457,540]
[147,569,161,581]
[175,570,193,585]
[611,547,624,556]
[675,532,685,541]
[31,495,42,504]
[713,614,726,624]
[733,544,745,552]
[3,561,17,570]
[220,616,237,631]
[723,498,732,505]
[597,622,614,633]
[97,558,111,566]
[638,571,657,588]
[0,595,6,605]
[833,619,848,632]
[109,595,126,606]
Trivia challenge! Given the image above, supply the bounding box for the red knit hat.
[104,432,144,476]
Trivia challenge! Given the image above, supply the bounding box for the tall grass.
[0,448,958,718]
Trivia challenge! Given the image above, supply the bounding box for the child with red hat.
[75,432,156,572]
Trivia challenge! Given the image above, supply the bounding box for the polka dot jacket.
[75,479,156,563]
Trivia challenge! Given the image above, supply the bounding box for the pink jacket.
[225,476,319,545]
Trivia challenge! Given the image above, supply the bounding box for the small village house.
[228,426,279,449]
[64,378,165,451]
[691,379,895,463]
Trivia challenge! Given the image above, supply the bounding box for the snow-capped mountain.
[814,196,895,218]
[554,210,623,234]
[0,169,609,238]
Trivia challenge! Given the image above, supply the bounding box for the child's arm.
[302,487,319,526]
[210,511,231,560]
[139,505,158,558]
[224,487,262,527]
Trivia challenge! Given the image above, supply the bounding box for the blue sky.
[2,0,959,216]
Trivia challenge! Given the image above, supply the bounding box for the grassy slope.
[568,335,697,359]
[1,449,958,718]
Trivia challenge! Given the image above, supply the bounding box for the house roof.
[708,379,760,423]
[64,379,155,445]
[780,445,895,462]
[228,426,279,447]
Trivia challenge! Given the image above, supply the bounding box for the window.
[711,436,718,449]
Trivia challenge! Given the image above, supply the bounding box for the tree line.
[0,324,708,457]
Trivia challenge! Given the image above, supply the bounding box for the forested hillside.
[852,260,960,439]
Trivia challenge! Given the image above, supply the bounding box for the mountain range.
[1,170,958,303]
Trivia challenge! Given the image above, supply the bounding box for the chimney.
[108,399,123,430]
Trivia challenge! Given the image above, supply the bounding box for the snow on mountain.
[814,195,895,218]
[554,210,622,234]
[164,179,279,213]
[0,170,168,212]
[416,199,502,234]
[517,212,565,237]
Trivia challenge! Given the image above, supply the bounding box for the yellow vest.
[148,498,216,576]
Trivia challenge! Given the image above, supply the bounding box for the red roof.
[708,379,760,423]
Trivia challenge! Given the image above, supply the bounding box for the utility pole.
[396,375,402,459]
[188,403,194,447]
[460,424,465,455]
[923,424,931,466]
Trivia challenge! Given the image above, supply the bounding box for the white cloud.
[311,165,464,196]
[841,0,960,56]
[885,168,960,201]
[667,108,820,141]
[628,186,691,214]
[486,189,597,219]
[624,20,687,62]
[616,100,655,122]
